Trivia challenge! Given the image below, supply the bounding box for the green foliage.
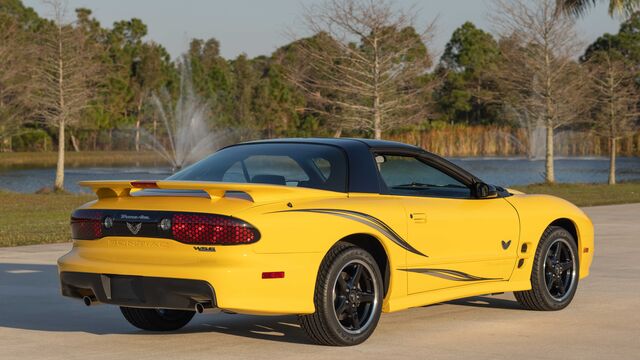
[1,0,639,151]
[582,12,640,68]
[556,0,640,17]
[434,22,502,125]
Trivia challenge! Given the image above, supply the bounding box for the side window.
[376,154,470,198]
[312,157,331,180]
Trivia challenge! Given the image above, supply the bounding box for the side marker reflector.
[262,271,285,279]
[583,248,589,253]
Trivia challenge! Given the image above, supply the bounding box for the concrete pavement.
[1,203,639,360]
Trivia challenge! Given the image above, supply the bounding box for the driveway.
[1,204,638,359]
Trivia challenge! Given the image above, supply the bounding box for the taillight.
[171,213,260,245]
[70,210,103,240]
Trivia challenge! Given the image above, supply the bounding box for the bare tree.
[31,0,101,191]
[492,0,589,183]
[586,50,639,184]
[286,0,436,139]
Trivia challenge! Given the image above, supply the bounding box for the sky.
[23,0,622,60]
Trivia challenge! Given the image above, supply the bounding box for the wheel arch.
[336,233,391,297]
[548,218,579,249]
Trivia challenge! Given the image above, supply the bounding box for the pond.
[1,157,639,193]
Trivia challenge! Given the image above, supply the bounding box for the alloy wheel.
[332,259,379,334]
[543,238,577,301]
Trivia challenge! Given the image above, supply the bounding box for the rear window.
[168,143,348,192]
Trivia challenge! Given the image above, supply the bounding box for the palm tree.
[556,0,640,17]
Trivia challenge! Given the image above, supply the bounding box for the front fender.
[505,194,594,285]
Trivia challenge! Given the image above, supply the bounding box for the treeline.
[389,126,640,157]
[0,0,639,188]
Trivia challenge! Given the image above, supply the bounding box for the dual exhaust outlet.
[82,296,216,314]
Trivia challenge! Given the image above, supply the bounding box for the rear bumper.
[57,238,323,315]
[60,272,216,311]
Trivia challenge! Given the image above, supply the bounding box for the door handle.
[410,213,427,223]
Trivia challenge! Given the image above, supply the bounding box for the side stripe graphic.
[271,208,427,257]
[399,268,502,282]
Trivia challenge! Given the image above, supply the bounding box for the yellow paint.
[58,181,594,315]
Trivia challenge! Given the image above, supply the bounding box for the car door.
[375,153,520,294]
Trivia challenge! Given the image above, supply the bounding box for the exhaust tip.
[82,296,93,306]
[195,303,205,314]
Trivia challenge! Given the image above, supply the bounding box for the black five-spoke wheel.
[515,226,580,311]
[333,260,378,334]
[299,242,383,346]
[543,238,576,301]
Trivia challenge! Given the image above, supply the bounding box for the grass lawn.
[0,182,638,247]
[0,191,93,247]
[511,182,640,207]
[0,151,164,168]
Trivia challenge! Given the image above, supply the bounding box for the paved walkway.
[1,204,639,359]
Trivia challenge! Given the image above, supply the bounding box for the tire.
[120,307,195,331]
[514,226,580,311]
[298,242,383,346]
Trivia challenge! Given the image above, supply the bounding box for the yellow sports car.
[58,138,594,346]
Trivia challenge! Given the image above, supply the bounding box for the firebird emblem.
[126,222,142,235]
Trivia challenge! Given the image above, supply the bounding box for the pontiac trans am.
[58,138,594,346]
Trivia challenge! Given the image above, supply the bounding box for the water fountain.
[144,57,219,170]
[503,104,546,160]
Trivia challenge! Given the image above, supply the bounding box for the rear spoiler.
[79,180,339,203]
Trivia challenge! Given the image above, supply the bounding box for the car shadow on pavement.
[0,262,523,343]
[0,262,314,344]
[188,314,312,344]
[445,295,524,310]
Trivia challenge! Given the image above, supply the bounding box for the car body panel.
[504,194,594,281]
[399,195,520,294]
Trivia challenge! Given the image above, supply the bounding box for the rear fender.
[242,202,412,311]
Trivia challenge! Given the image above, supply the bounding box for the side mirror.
[473,182,498,199]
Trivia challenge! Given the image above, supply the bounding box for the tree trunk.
[135,118,141,152]
[70,132,80,152]
[608,137,616,185]
[333,126,342,138]
[373,90,382,139]
[373,109,382,139]
[545,123,555,183]
[54,121,65,192]
[54,18,65,192]
[373,36,382,140]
